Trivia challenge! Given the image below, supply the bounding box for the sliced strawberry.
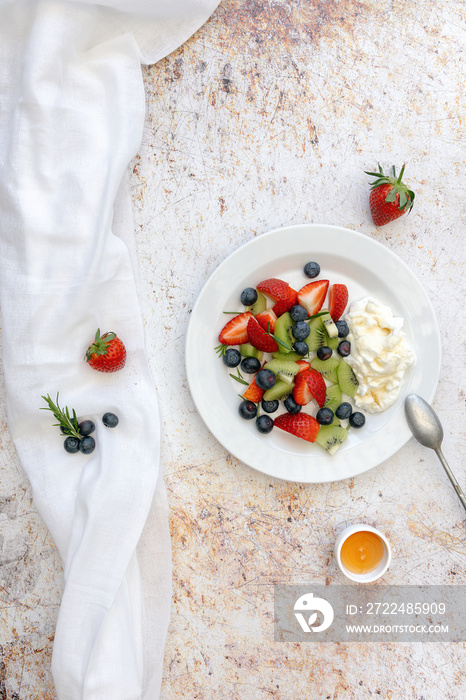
[256,278,291,301]
[295,360,311,375]
[293,372,314,406]
[272,287,298,317]
[328,283,348,322]
[247,316,278,353]
[274,413,320,443]
[293,369,326,407]
[256,308,277,334]
[218,311,253,345]
[297,280,329,316]
[256,278,298,316]
[242,376,265,403]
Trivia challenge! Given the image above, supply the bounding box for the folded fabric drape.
[0,0,220,697]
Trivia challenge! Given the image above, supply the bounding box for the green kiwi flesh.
[337,360,359,398]
[264,359,300,385]
[311,356,341,384]
[240,343,264,361]
[315,425,349,455]
[263,379,294,401]
[320,310,339,339]
[324,384,342,411]
[248,291,267,315]
[272,351,302,362]
[273,312,294,353]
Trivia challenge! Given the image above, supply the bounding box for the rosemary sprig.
[40,393,81,440]
[270,332,292,351]
[215,343,228,356]
[306,311,328,322]
[229,369,249,386]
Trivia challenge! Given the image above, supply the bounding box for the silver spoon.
[405,394,466,512]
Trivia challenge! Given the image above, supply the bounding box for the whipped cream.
[345,297,415,413]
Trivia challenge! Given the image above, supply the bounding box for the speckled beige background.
[1,1,465,698]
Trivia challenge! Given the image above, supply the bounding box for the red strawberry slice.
[293,369,326,407]
[257,278,298,316]
[292,372,313,406]
[297,280,329,316]
[274,413,320,443]
[295,360,311,375]
[242,376,265,403]
[272,287,298,317]
[256,309,277,334]
[328,283,348,321]
[256,278,291,301]
[218,311,253,345]
[247,316,278,353]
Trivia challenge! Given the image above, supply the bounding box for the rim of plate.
[185,224,441,483]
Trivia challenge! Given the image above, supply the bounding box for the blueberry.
[337,340,351,357]
[240,287,258,306]
[292,341,309,356]
[316,407,334,425]
[336,320,349,337]
[60,426,73,435]
[223,348,241,368]
[79,436,96,454]
[303,261,320,278]
[291,320,310,341]
[256,415,274,434]
[78,419,95,436]
[284,394,301,414]
[349,411,366,428]
[102,412,119,428]
[64,436,80,454]
[289,304,308,322]
[240,356,261,374]
[316,345,333,361]
[335,402,352,420]
[261,399,279,414]
[238,400,257,420]
[255,369,277,390]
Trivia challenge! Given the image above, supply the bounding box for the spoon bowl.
[405,394,444,450]
[405,394,466,512]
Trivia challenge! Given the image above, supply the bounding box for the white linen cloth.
[0,0,220,697]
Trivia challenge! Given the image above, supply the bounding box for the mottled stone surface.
[1,0,465,698]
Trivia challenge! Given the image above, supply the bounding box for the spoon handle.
[436,447,466,512]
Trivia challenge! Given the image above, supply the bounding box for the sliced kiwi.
[272,351,303,362]
[311,356,341,384]
[240,343,264,361]
[263,379,294,402]
[248,291,267,315]
[315,425,349,455]
[264,359,300,385]
[273,312,294,353]
[307,317,326,352]
[337,360,359,398]
[325,331,339,350]
[324,383,342,412]
[320,310,339,339]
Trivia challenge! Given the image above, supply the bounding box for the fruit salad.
[216,263,366,456]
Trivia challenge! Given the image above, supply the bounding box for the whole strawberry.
[85,329,126,373]
[365,164,415,226]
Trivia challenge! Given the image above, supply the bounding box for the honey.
[340,530,385,575]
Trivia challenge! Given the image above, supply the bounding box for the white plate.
[186,224,441,483]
